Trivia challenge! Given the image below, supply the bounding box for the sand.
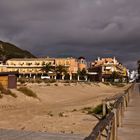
[0,82,129,135]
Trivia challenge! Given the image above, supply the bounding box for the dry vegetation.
[18,86,39,99]
[0,83,17,98]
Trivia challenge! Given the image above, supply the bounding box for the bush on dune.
[0,83,17,98]
[82,104,109,115]
[18,86,39,99]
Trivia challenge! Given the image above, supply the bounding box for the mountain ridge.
[0,40,36,61]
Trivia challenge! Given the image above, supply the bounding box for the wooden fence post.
[121,99,125,117]
[97,132,101,140]
[122,96,126,111]
[116,105,122,127]
[128,90,130,102]
[102,100,107,117]
[126,93,129,107]
[109,122,113,140]
[112,109,117,140]
[118,109,121,127]
[120,103,123,127]
[116,109,119,127]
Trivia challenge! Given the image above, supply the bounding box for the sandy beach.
[0,82,129,135]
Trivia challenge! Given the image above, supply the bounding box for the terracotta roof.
[92,58,117,67]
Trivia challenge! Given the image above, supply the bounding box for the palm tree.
[111,71,119,82]
[77,68,87,81]
[55,65,67,80]
[42,63,53,73]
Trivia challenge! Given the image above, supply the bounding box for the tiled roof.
[92,58,117,67]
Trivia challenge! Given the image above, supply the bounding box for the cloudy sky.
[0,0,140,69]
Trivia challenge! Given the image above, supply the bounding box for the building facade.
[2,57,87,80]
[6,58,55,75]
[78,57,87,71]
[0,56,128,82]
[89,57,128,82]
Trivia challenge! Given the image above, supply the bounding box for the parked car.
[41,75,50,79]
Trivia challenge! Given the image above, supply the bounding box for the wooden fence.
[84,83,135,140]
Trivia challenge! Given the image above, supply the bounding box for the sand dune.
[0,82,129,135]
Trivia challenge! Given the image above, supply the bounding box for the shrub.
[64,83,70,86]
[49,79,56,83]
[82,107,92,111]
[43,79,56,83]
[43,79,49,83]
[46,83,50,86]
[0,83,5,91]
[48,111,53,117]
[0,83,17,98]
[18,87,38,99]
[28,79,35,83]
[58,112,64,117]
[103,82,110,86]
[18,78,26,84]
[0,94,3,98]
[71,109,77,112]
[35,78,42,84]
[54,83,58,86]
[64,80,70,83]
[87,104,103,115]
[111,82,125,87]
[84,82,92,85]
[82,104,108,115]
[6,90,17,98]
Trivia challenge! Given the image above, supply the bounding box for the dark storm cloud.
[0,0,140,69]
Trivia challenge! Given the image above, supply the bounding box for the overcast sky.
[0,0,140,69]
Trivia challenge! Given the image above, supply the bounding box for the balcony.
[102,71,113,75]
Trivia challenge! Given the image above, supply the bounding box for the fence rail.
[84,83,135,140]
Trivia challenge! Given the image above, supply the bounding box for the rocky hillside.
[0,41,35,61]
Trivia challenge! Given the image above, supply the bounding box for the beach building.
[89,57,128,82]
[4,57,87,80]
[0,72,17,89]
[6,58,55,78]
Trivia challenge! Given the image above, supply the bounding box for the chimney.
[113,57,116,63]
[97,57,100,61]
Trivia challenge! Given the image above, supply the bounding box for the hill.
[0,40,35,60]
